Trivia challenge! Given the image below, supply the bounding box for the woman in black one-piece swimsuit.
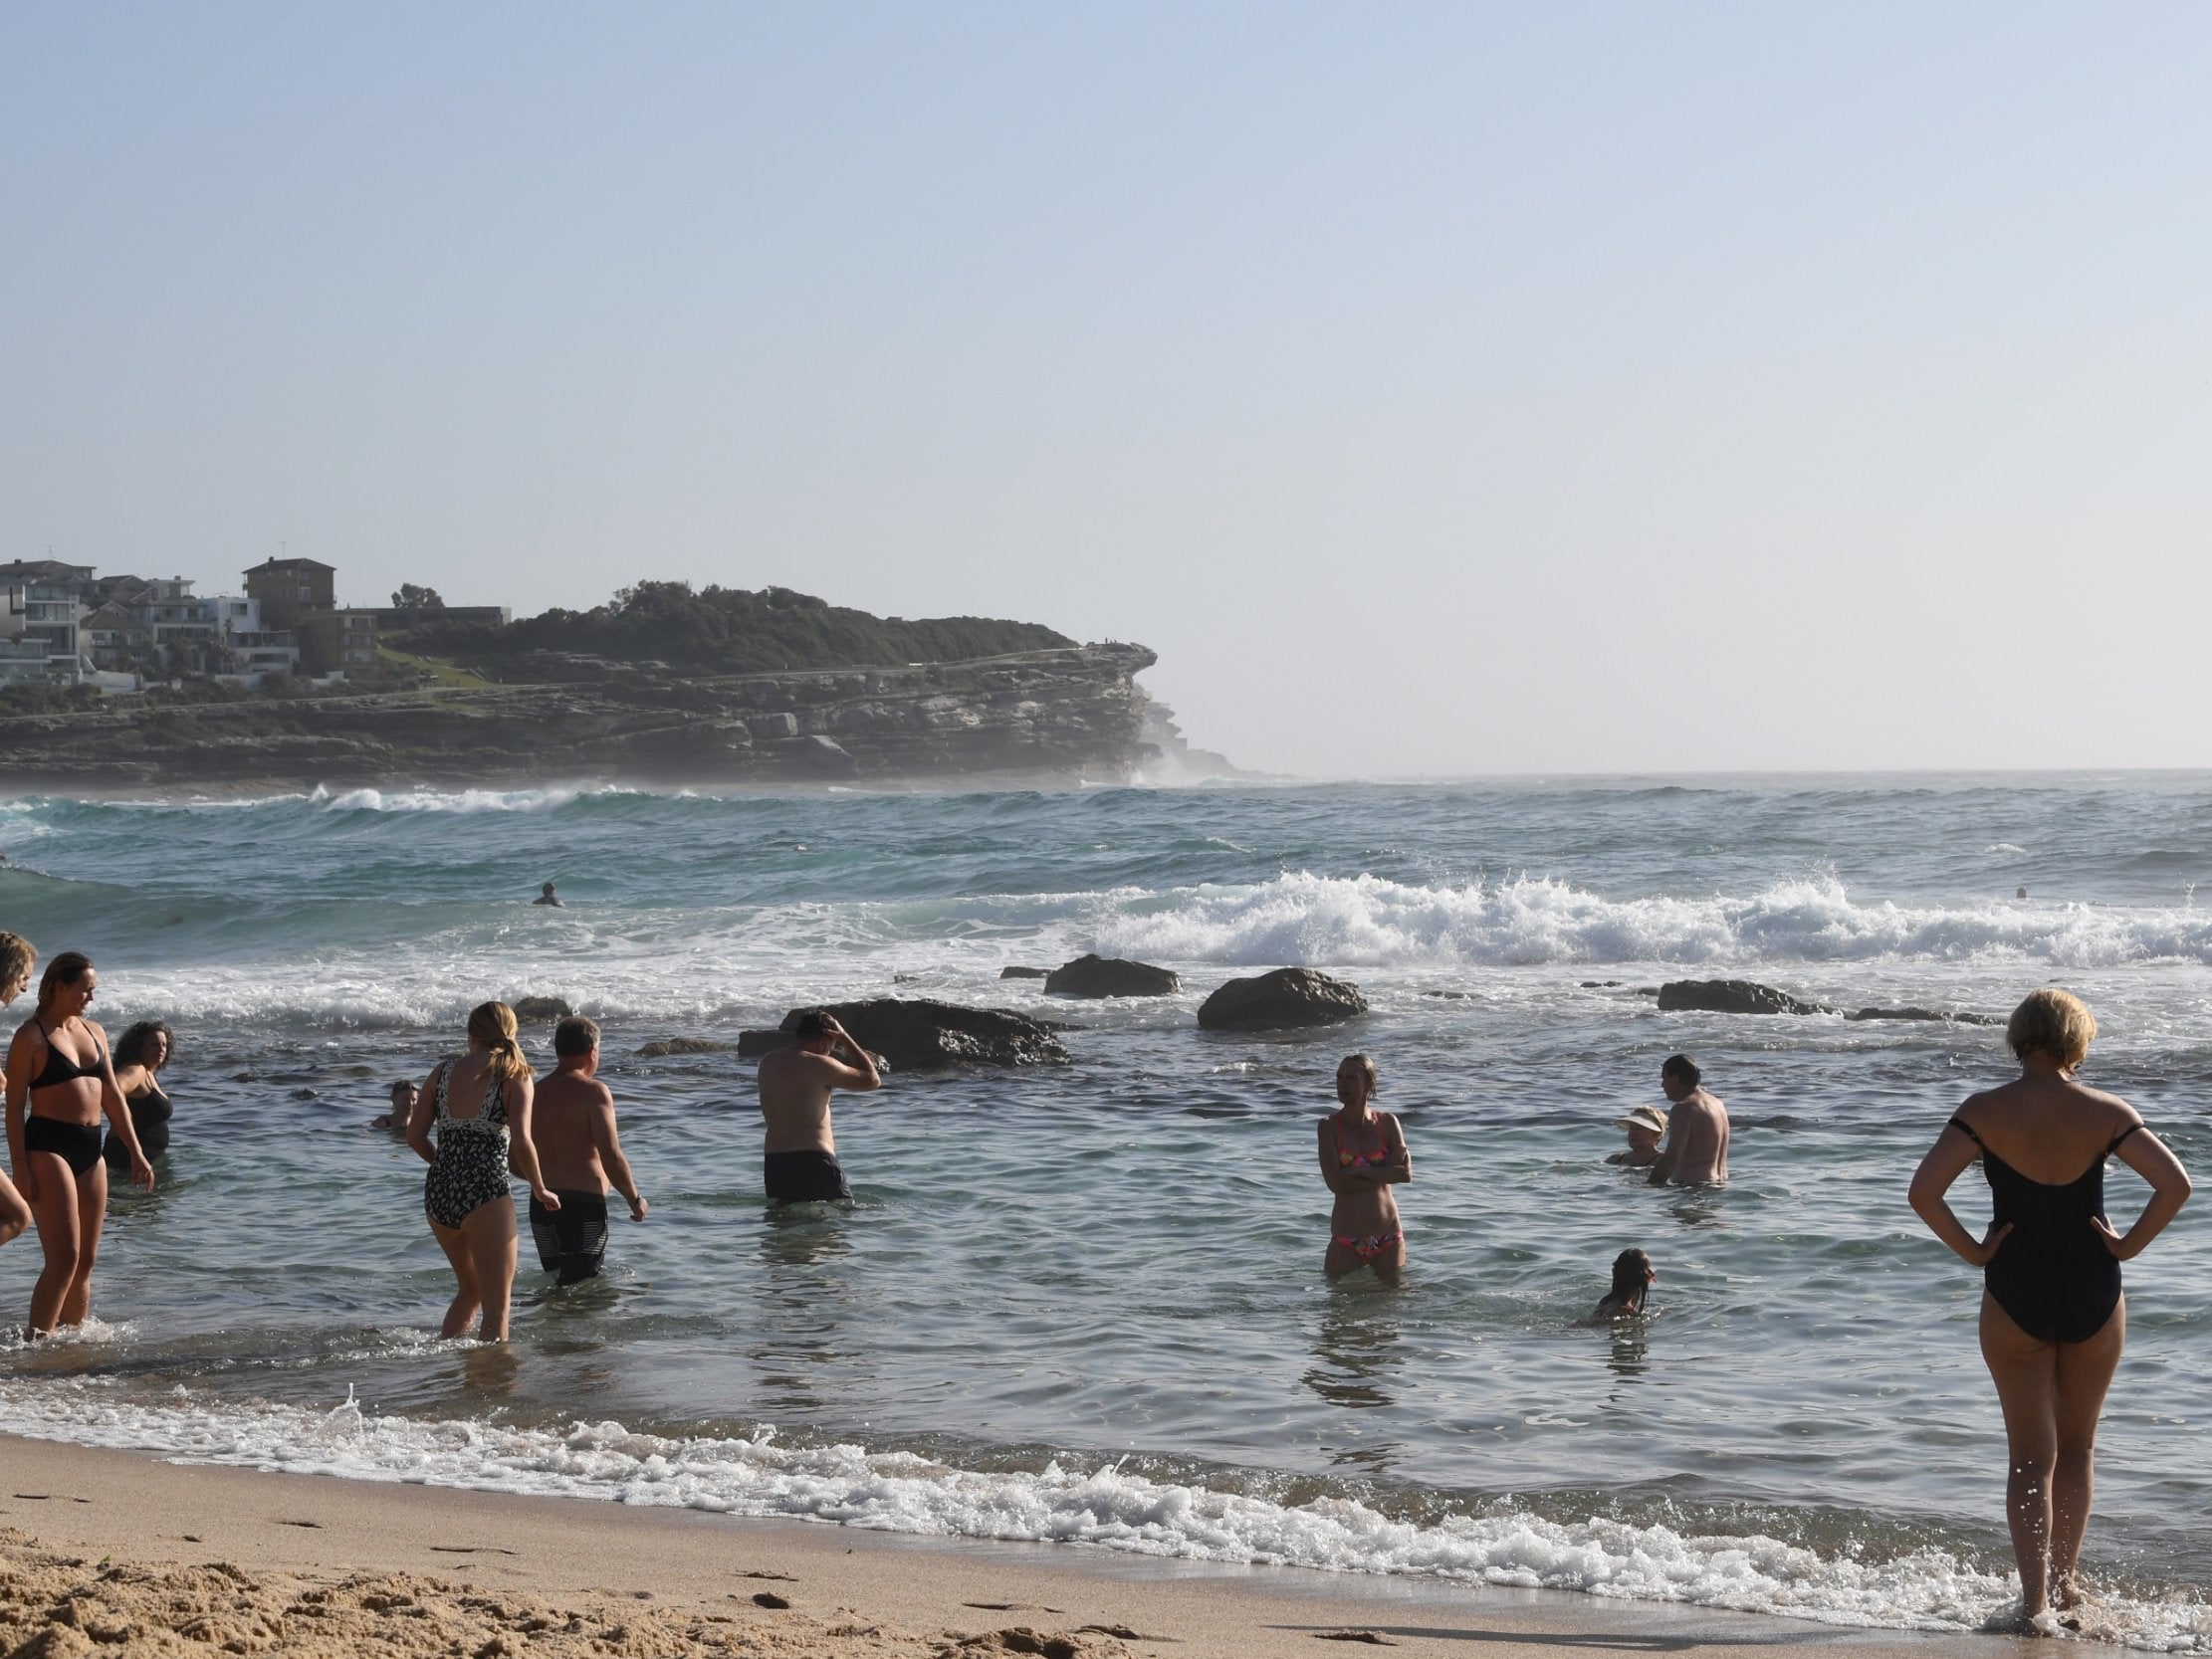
[1909,990,2192,1627]
[103,1021,176,1172]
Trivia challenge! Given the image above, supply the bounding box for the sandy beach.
[0,1432,2031,1659]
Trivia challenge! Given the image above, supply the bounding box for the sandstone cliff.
[0,644,1168,792]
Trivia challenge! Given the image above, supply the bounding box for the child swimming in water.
[1588,1247,1655,1321]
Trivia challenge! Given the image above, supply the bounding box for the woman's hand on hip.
[1962,1219,2014,1266]
[2092,1216,2136,1260]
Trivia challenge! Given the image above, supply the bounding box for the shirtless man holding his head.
[757,1010,880,1203]
[1649,1053,1729,1185]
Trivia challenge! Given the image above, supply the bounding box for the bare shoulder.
[2073,1080,2140,1126]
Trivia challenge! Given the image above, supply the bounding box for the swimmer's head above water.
[1602,1247,1656,1316]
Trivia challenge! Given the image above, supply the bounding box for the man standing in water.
[533,882,564,908]
[527,1016,647,1283]
[757,1010,881,1202]
[1649,1053,1729,1185]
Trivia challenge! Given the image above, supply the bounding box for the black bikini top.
[29,1020,107,1091]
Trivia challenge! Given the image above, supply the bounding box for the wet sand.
[0,1432,2032,1658]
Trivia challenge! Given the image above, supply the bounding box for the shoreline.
[0,1432,2007,1658]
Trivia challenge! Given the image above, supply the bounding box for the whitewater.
[0,776,2205,1647]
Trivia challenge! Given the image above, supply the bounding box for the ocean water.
[0,775,2206,1647]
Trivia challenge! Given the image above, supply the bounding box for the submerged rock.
[1043,953,1180,998]
[1846,1006,2003,1026]
[1656,979,1829,1016]
[999,965,1051,979]
[744,998,1067,1070]
[510,995,575,1023]
[1197,967,1368,1031]
[634,1036,744,1057]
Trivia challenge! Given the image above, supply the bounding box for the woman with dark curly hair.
[103,1020,176,1172]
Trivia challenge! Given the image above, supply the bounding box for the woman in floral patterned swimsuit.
[1318,1053,1411,1284]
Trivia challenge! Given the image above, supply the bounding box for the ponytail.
[466,1000,536,1088]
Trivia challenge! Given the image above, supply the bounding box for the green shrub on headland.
[399,581,1073,675]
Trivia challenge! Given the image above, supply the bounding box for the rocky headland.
[0,643,1212,793]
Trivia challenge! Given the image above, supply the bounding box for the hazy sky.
[6,5,2209,776]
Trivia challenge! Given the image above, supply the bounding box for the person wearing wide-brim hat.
[1607,1104,1666,1167]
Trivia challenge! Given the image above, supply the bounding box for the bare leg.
[429,1212,480,1339]
[462,1199,519,1342]
[25,1151,84,1337]
[58,1162,108,1327]
[1980,1294,2061,1616]
[1324,1237,1408,1286]
[2051,1298,2124,1606]
[0,1171,29,1248]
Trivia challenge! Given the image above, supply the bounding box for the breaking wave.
[1094,874,2212,968]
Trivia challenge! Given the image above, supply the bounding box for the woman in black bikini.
[1318,1053,1411,1284]
[0,932,38,1255]
[1909,989,2192,1626]
[102,1021,175,1173]
[406,1000,559,1342]
[3,952,154,1336]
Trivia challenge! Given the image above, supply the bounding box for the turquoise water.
[0,777,2205,1643]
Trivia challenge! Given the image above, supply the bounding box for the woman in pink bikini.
[1317,1053,1411,1284]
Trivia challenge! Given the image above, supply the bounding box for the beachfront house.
[0,558,94,685]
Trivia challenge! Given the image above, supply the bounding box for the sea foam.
[1094,873,2212,969]
[0,1383,2197,1648]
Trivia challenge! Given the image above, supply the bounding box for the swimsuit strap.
[2107,1122,2141,1153]
[1945,1115,1985,1147]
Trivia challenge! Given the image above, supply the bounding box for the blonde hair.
[0,932,34,995]
[1338,1053,1379,1097]
[2007,988,2097,1068]
[467,1001,535,1089]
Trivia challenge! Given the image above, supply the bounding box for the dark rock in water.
[1043,953,1180,998]
[1198,967,1368,1031]
[511,995,575,1022]
[1421,990,1471,1000]
[764,998,1067,1069]
[635,1036,743,1057]
[1634,986,1660,997]
[1657,979,1829,1016]
[1580,979,1625,988]
[999,966,1050,979]
[1846,1006,2002,1026]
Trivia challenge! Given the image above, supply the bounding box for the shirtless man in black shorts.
[757,1011,880,1202]
[527,1016,646,1283]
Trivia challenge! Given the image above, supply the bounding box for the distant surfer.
[756,1011,880,1202]
[1648,1055,1729,1185]
[1318,1053,1410,1284]
[526,1016,646,1284]
[534,882,564,908]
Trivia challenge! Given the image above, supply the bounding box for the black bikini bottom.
[530,1189,609,1286]
[764,1149,851,1203]
[25,1116,105,1177]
